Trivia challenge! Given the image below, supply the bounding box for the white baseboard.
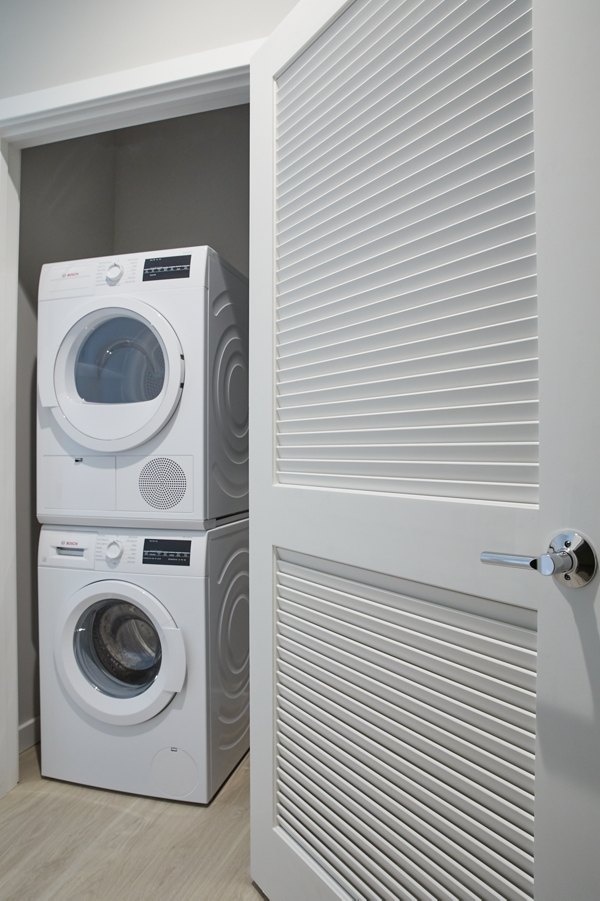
[18,716,39,753]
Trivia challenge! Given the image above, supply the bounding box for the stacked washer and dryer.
[36,247,249,803]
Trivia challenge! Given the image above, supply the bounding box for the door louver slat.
[275,0,537,505]
[279,731,531,897]
[281,717,534,869]
[277,635,534,762]
[275,549,536,899]
[277,1,530,142]
[280,750,534,897]
[277,568,536,664]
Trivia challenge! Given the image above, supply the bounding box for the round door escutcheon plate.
[549,531,597,588]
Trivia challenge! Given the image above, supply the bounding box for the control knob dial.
[105,262,124,285]
[105,539,123,562]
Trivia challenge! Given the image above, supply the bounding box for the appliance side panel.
[206,519,250,796]
[206,252,249,520]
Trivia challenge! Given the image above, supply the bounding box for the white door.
[250,1,600,899]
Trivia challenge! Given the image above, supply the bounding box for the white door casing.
[250,1,600,899]
[0,139,20,798]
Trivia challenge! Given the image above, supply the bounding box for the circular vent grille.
[139,458,187,509]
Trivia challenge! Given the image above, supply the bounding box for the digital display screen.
[143,255,192,281]
[142,538,192,566]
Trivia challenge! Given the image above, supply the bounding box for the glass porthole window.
[74,316,165,404]
[74,599,162,699]
[50,300,184,453]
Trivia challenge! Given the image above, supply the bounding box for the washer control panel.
[38,526,209,577]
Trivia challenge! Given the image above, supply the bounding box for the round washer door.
[51,298,184,452]
[55,580,186,726]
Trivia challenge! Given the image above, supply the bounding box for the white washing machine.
[38,519,249,803]
[37,246,248,529]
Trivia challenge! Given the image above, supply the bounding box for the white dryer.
[37,246,248,529]
[38,520,249,803]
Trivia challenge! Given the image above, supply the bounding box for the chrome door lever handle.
[481,531,597,588]
[480,550,573,575]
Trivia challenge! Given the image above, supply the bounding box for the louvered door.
[250,1,600,899]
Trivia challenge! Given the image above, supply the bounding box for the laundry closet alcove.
[0,43,255,794]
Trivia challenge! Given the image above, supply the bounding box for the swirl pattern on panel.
[216,544,249,751]
[211,289,248,499]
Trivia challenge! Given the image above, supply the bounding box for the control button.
[105,263,124,286]
[105,540,123,562]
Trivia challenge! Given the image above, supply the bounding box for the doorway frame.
[0,38,257,798]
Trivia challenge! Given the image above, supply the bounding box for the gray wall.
[17,105,249,748]
[113,107,249,275]
[17,134,117,748]
[0,0,299,99]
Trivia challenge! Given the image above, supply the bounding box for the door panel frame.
[531,4,600,896]
[0,38,257,798]
[249,0,600,898]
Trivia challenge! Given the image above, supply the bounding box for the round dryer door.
[51,298,184,452]
[55,580,186,726]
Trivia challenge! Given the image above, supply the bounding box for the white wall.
[0,0,299,99]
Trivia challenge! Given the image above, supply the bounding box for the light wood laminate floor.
[0,746,259,901]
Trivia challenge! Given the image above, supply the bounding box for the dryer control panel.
[142,255,192,282]
[38,245,212,300]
